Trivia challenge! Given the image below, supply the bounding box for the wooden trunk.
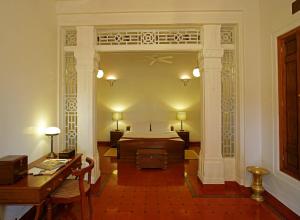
[0,155,28,185]
[118,138,184,162]
[136,148,168,169]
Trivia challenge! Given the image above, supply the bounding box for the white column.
[198,25,224,184]
[75,26,100,183]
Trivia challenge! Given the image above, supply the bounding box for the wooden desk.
[0,154,82,220]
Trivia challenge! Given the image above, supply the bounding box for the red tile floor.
[51,145,295,220]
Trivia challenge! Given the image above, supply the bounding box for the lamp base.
[47,152,57,159]
[179,129,185,131]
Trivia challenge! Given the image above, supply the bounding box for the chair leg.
[80,196,87,220]
[88,192,93,220]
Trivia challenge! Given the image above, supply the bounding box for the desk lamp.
[112,112,123,131]
[176,112,186,131]
[44,127,60,158]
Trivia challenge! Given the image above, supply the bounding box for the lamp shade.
[112,112,123,121]
[176,112,186,121]
[44,127,61,135]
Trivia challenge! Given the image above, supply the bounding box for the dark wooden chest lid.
[0,155,27,163]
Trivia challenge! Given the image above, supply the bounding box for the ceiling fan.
[145,55,173,65]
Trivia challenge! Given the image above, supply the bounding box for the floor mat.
[104,148,117,157]
[184,149,199,159]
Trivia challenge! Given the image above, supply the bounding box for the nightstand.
[176,131,190,149]
[110,130,124,148]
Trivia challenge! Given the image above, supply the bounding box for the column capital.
[202,49,224,58]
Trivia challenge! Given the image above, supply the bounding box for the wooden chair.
[47,157,94,220]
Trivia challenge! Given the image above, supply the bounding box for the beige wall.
[0,0,57,219]
[96,52,202,141]
[56,0,263,186]
[260,0,300,215]
[56,0,245,13]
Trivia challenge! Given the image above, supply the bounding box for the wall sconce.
[112,112,123,131]
[44,127,60,158]
[193,68,201,77]
[180,75,191,86]
[97,69,104,78]
[106,75,117,87]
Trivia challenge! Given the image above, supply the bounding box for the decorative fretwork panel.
[64,52,77,150]
[221,50,236,157]
[221,26,234,44]
[96,29,201,46]
[65,30,77,46]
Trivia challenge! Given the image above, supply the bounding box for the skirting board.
[264,191,299,219]
[97,141,110,146]
[190,142,201,147]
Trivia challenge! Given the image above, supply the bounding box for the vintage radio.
[0,155,28,185]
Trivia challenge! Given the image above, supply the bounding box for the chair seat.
[51,179,90,199]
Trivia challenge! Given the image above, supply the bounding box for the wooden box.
[59,148,75,159]
[136,148,168,169]
[0,155,28,185]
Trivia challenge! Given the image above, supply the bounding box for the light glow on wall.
[111,104,127,112]
[106,75,117,80]
[23,118,49,137]
[180,74,191,80]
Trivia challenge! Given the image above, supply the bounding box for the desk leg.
[47,202,53,220]
[34,203,42,220]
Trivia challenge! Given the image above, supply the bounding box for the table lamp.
[44,127,61,158]
[176,112,186,131]
[112,112,123,131]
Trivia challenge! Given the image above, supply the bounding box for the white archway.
[60,23,243,185]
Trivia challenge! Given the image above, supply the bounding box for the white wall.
[0,0,57,219]
[260,0,300,215]
[96,52,202,142]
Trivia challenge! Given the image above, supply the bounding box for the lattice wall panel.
[96,29,201,46]
[221,26,235,45]
[65,30,77,46]
[221,50,236,157]
[64,52,77,150]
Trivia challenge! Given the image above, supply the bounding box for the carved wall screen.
[221,50,236,157]
[96,29,201,46]
[63,52,77,150]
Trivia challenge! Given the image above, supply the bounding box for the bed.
[117,125,185,162]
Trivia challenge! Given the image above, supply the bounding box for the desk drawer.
[0,188,40,204]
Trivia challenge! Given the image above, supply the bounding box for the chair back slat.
[71,157,94,196]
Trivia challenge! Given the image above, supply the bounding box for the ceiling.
[98,52,198,79]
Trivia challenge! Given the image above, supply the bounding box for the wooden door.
[278,26,300,180]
